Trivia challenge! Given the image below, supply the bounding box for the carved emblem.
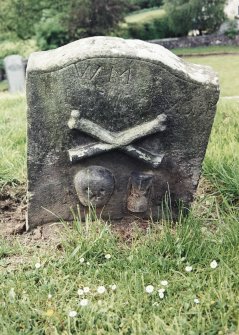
[74,166,115,207]
[127,172,153,213]
[68,110,167,168]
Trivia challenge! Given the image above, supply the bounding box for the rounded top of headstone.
[4,54,23,61]
[27,36,219,87]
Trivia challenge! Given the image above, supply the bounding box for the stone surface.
[4,55,25,93]
[27,36,219,228]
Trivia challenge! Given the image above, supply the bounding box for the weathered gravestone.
[26,37,219,228]
[4,55,25,93]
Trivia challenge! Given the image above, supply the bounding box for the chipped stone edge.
[27,36,219,87]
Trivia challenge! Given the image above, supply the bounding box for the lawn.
[0,54,238,334]
[125,8,165,24]
[173,45,239,56]
[0,93,26,186]
[184,55,239,97]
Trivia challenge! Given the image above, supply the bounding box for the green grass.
[185,55,239,96]
[0,54,239,333]
[0,207,238,334]
[173,45,239,56]
[204,100,239,204]
[0,93,26,185]
[0,80,8,92]
[125,8,165,24]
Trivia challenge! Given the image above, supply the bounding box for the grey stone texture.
[27,36,219,228]
[4,55,25,93]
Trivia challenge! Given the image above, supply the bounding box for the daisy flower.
[210,260,218,269]
[97,286,106,294]
[68,310,77,317]
[77,288,84,296]
[35,263,41,269]
[160,280,168,286]
[145,285,154,294]
[79,299,89,307]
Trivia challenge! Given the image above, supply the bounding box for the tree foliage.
[128,0,163,11]
[0,0,128,49]
[0,0,44,39]
[66,0,128,40]
[164,0,227,36]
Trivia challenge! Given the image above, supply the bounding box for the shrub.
[0,38,38,71]
[128,0,163,11]
[224,20,239,39]
[35,15,69,51]
[121,15,173,40]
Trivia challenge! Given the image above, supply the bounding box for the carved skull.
[74,166,115,207]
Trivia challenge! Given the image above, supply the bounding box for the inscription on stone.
[27,37,219,228]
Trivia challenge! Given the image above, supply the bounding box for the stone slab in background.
[27,37,219,229]
[4,55,25,93]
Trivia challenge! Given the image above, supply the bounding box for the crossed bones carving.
[68,110,167,168]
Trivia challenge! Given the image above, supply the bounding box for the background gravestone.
[26,37,219,229]
[4,55,25,93]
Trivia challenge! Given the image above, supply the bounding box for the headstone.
[26,37,219,229]
[4,55,25,93]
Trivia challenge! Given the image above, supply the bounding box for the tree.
[128,0,163,11]
[66,0,128,40]
[164,0,226,36]
[0,0,44,39]
[0,0,66,40]
[0,0,128,48]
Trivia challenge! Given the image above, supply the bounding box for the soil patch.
[0,183,26,235]
[0,178,218,241]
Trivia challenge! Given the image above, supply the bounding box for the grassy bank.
[185,55,239,97]
[0,207,239,334]
[0,94,26,186]
[125,8,165,24]
[173,45,239,56]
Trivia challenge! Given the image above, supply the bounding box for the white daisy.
[79,299,89,307]
[194,298,200,304]
[9,288,15,302]
[159,291,164,299]
[79,258,85,263]
[185,266,193,272]
[145,285,154,294]
[210,260,218,269]
[158,288,165,294]
[97,286,106,294]
[83,287,90,293]
[77,288,84,296]
[48,294,52,299]
[160,280,168,286]
[35,263,41,269]
[68,310,77,317]
[105,254,111,259]
[110,284,117,291]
